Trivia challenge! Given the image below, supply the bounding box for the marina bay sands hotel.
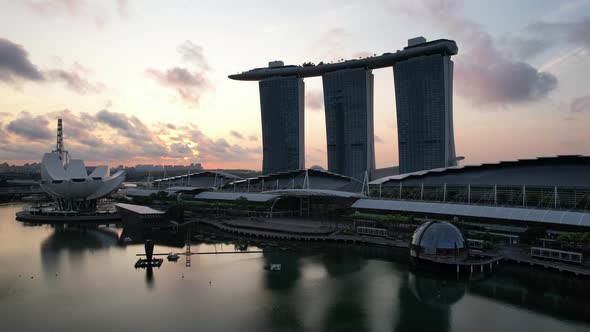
[230,37,461,180]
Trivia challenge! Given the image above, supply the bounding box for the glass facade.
[259,76,304,174]
[322,68,375,181]
[394,54,456,174]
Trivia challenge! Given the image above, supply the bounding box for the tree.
[520,227,547,244]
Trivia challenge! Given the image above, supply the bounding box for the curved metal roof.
[352,199,590,228]
[231,168,360,184]
[153,170,242,183]
[370,155,590,187]
[262,189,365,199]
[195,191,278,202]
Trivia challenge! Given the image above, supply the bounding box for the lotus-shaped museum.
[39,119,125,211]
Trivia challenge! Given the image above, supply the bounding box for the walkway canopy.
[153,170,242,189]
[224,168,362,193]
[352,199,590,228]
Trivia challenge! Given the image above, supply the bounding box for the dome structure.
[410,221,467,261]
[39,119,125,211]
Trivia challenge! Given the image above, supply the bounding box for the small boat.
[167,253,180,261]
[123,237,133,243]
[269,264,281,271]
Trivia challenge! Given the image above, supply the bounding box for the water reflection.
[40,225,121,275]
[394,271,463,332]
[2,205,590,331]
[145,266,155,289]
[468,264,590,324]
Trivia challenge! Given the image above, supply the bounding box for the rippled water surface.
[1,204,589,331]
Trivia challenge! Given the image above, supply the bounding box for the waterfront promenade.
[196,217,409,248]
[196,217,590,277]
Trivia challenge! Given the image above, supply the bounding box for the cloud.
[5,111,53,141]
[230,130,244,139]
[0,37,105,94]
[311,28,372,63]
[0,38,44,82]
[116,0,129,19]
[0,122,7,143]
[1,109,262,166]
[402,0,558,106]
[306,90,324,111]
[24,0,85,16]
[248,135,258,142]
[23,0,125,28]
[313,28,350,61]
[456,61,557,105]
[146,41,211,107]
[528,17,590,48]
[374,135,383,143]
[500,36,547,59]
[571,95,590,113]
[177,40,209,70]
[95,109,133,131]
[46,63,105,94]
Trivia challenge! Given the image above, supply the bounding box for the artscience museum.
[39,119,125,212]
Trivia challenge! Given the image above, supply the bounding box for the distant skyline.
[1,0,589,169]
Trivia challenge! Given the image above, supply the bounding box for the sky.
[0,0,589,169]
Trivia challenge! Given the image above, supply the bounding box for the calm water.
[1,204,589,332]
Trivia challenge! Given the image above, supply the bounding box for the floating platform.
[16,210,121,223]
[134,258,163,268]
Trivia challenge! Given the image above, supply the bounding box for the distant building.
[322,68,375,181]
[259,74,304,174]
[394,38,457,174]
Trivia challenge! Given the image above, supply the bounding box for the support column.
[420,182,424,201]
[494,184,497,205]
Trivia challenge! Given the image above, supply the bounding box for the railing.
[530,246,583,264]
[367,184,590,213]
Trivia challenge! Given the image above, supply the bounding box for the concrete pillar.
[421,182,424,200]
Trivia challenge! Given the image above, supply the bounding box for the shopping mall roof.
[352,199,590,228]
[153,170,242,184]
[370,155,590,187]
[194,191,278,203]
[262,189,365,199]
